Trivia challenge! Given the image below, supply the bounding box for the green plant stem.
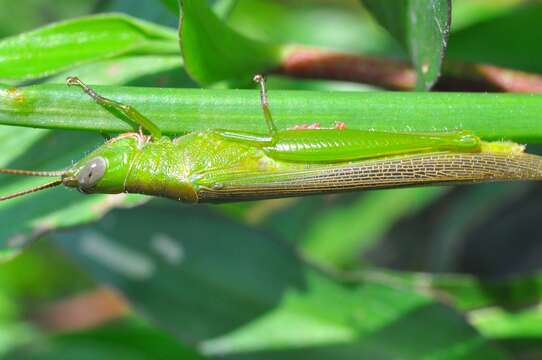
[1,83,542,142]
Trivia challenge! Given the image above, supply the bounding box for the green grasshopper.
[1,75,542,203]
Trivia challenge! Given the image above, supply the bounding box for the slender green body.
[59,130,542,203]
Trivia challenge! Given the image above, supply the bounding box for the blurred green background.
[1,0,542,359]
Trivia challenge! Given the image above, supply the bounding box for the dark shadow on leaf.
[54,201,307,342]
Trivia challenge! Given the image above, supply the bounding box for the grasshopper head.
[0,135,143,202]
[62,136,141,194]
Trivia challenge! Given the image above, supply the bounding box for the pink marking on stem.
[288,123,321,130]
[280,48,416,90]
[334,121,347,130]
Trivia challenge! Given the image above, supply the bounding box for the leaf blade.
[52,202,508,359]
[0,14,179,80]
[362,0,451,89]
[179,0,282,85]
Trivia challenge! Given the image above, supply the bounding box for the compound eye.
[78,157,106,191]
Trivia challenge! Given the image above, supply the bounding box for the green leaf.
[0,0,96,38]
[162,0,238,17]
[202,275,507,359]
[0,14,178,81]
[0,239,95,356]
[2,83,542,142]
[0,240,92,356]
[54,201,305,342]
[161,0,179,14]
[5,318,205,360]
[227,0,399,56]
[0,292,36,357]
[472,306,542,339]
[451,0,525,31]
[0,321,34,359]
[472,306,542,359]
[447,3,542,74]
[179,0,282,85]
[0,239,92,301]
[361,269,540,312]
[53,202,508,359]
[212,0,239,18]
[362,0,451,90]
[364,268,542,359]
[299,188,445,269]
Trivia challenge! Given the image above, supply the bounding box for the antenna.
[0,167,66,201]
[0,179,63,201]
[0,168,65,177]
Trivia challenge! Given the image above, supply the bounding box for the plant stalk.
[1,83,542,142]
